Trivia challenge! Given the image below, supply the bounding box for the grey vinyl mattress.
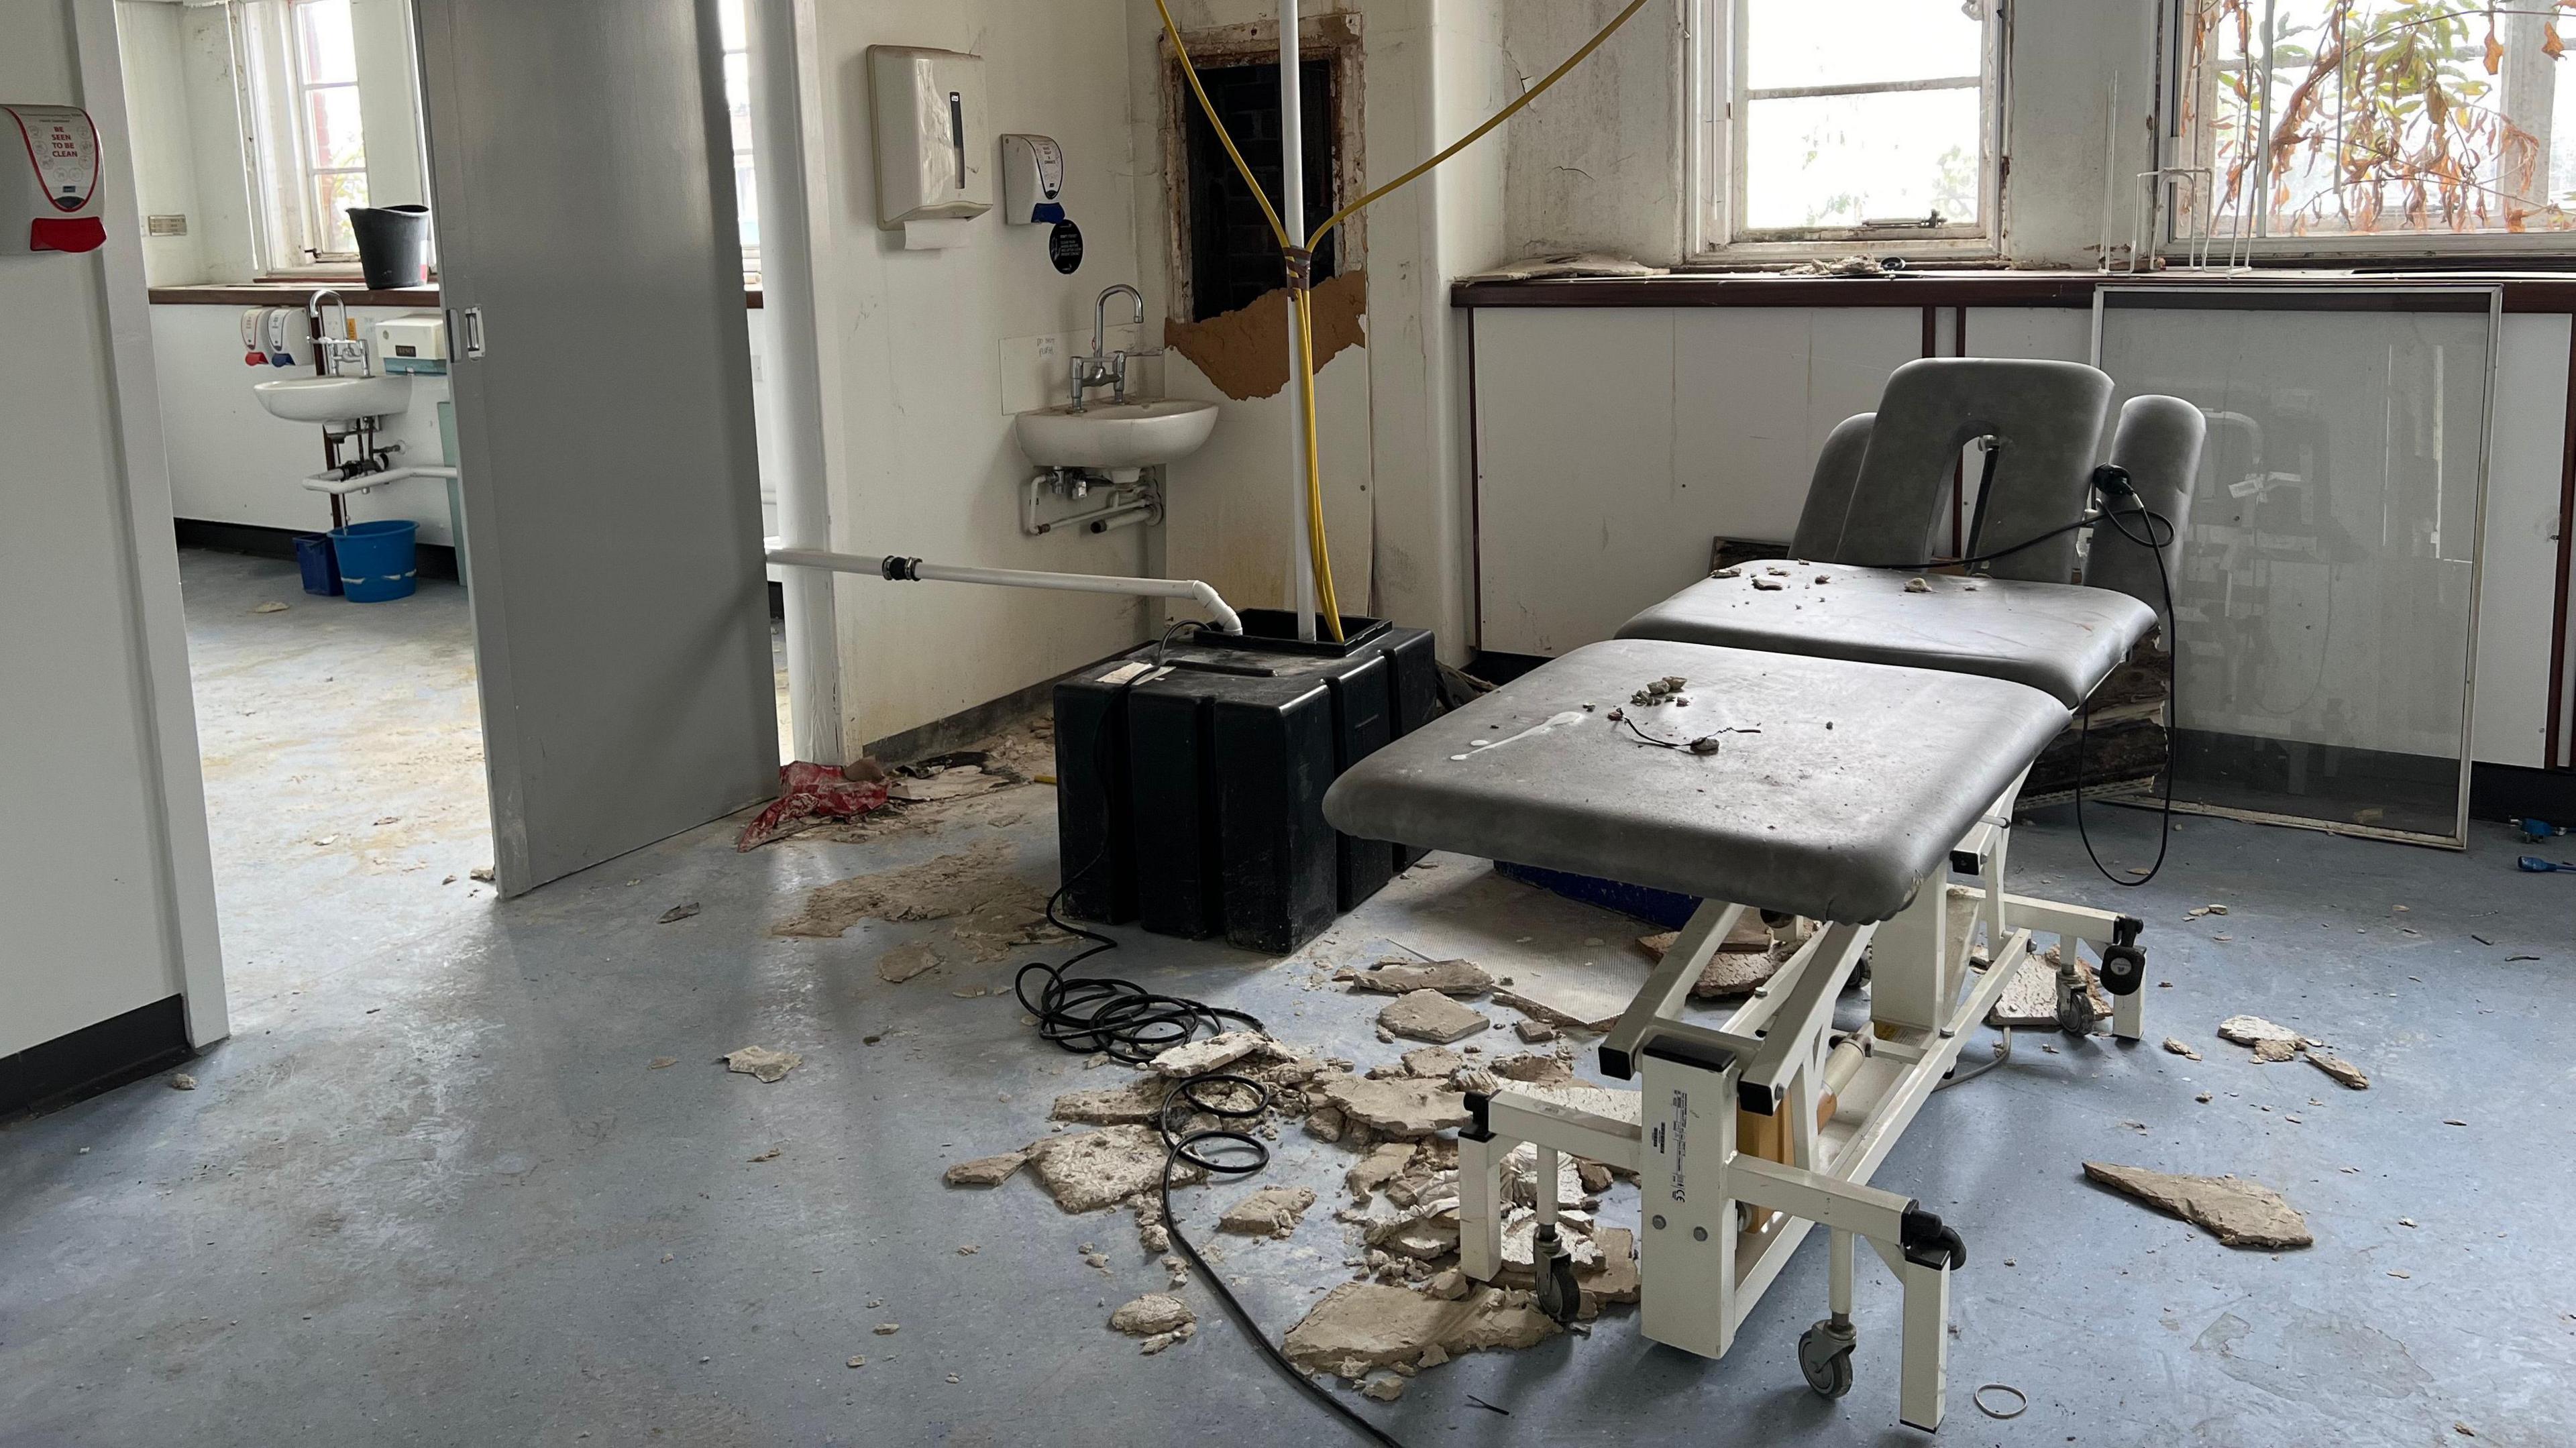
[1323,639,2070,924]
[1617,565,2154,709]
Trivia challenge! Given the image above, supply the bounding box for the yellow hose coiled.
[1155,0,1654,643]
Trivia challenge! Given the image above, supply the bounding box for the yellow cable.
[1156,0,1343,638]
[1153,0,1654,646]
[1296,287,1342,630]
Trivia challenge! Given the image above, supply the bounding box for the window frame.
[1690,0,2011,262]
[716,0,760,283]
[2159,1,2576,262]
[235,0,372,275]
[286,0,367,263]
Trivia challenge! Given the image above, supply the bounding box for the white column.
[1280,0,1316,638]
[749,0,843,763]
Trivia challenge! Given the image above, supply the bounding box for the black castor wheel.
[1799,1319,1856,1399]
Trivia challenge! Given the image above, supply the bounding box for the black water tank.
[1053,611,1436,954]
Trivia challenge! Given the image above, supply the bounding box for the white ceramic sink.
[1014,398,1218,473]
[254,373,413,423]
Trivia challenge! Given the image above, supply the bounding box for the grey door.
[413,0,777,895]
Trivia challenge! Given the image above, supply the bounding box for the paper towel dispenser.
[867,46,991,239]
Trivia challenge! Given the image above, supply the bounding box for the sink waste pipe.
[763,545,1242,636]
[302,462,458,492]
[1155,0,1652,643]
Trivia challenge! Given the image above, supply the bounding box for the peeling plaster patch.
[1164,271,1368,401]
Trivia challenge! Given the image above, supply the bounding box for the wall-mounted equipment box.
[867,46,989,236]
[2,104,104,254]
[1000,133,1064,225]
[375,312,449,373]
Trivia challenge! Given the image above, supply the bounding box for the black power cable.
[1885,462,2181,887]
[2069,467,2180,889]
[1011,631,1416,1448]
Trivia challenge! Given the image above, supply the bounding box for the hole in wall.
[1181,56,1340,323]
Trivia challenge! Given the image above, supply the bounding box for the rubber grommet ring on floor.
[1973,1384,2029,1420]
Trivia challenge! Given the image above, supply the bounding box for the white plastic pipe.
[751,0,846,765]
[765,545,1242,634]
[301,463,459,495]
[1280,0,1316,641]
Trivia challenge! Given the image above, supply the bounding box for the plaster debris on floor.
[1376,989,1489,1044]
[1281,1281,1561,1379]
[1219,1186,1318,1239]
[1344,957,1492,997]
[772,838,1069,963]
[1022,1125,1206,1214]
[719,1046,802,1083]
[2081,1162,2314,1249]
[873,939,944,984]
[942,1152,1028,1188]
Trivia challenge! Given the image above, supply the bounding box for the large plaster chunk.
[1024,1125,1201,1213]
[1108,1294,1195,1336]
[1281,1282,1560,1377]
[2082,1162,2313,1249]
[1318,1074,1472,1137]
[1218,1186,1318,1239]
[1350,958,1493,997]
[1051,1077,1172,1125]
[1377,990,1491,1044]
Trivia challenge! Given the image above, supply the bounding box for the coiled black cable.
[1012,632,1415,1448]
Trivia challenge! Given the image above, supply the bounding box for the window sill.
[1448,266,2576,311]
[148,282,769,309]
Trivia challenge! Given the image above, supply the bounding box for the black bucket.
[348,205,431,289]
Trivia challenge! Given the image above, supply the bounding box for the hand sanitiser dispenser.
[1000,134,1064,224]
[867,46,989,249]
[2,104,105,254]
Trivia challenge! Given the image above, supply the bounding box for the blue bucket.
[292,532,341,596]
[331,519,418,602]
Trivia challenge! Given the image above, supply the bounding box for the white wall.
[1472,304,1919,653]
[115,0,246,284]
[1497,0,1684,264]
[4,0,223,1057]
[805,0,1160,748]
[113,0,200,280]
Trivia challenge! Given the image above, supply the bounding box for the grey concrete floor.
[4,555,2574,1448]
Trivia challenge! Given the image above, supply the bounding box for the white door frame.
[72,0,230,1048]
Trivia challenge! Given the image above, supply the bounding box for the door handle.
[456,305,486,359]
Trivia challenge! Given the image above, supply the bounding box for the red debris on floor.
[736,759,892,850]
